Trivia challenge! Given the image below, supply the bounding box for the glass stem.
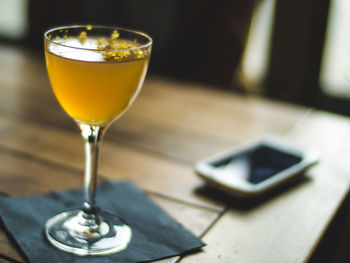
[79,123,106,217]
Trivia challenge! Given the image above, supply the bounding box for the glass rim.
[44,25,153,52]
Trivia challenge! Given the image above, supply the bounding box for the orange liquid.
[45,50,149,125]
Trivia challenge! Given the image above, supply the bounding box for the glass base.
[45,209,132,256]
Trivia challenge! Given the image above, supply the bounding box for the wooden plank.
[286,110,350,169]
[0,71,309,163]
[0,147,83,262]
[0,149,83,196]
[0,230,23,263]
[180,167,349,263]
[179,111,350,263]
[128,77,309,140]
[0,113,222,209]
[0,73,309,163]
[108,78,309,161]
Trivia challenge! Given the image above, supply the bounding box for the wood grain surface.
[0,44,349,263]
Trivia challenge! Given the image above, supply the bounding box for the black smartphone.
[195,137,319,197]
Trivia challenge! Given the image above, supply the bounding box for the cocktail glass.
[43,25,152,256]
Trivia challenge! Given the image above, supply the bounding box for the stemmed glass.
[44,25,152,256]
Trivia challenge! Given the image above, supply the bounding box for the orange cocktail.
[45,31,150,125]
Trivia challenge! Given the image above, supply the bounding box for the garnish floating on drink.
[45,26,151,125]
[50,27,147,62]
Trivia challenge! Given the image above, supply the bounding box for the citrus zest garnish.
[111,30,120,39]
[134,49,144,59]
[102,50,131,61]
[76,30,147,61]
[79,31,87,44]
[97,38,108,46]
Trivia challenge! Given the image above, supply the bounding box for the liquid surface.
[45,38,150,125]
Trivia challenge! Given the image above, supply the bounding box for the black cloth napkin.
[0,181,204,263]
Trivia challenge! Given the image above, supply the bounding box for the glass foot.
[45,209,132,256]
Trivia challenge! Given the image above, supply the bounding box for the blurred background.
[1,0,350,116]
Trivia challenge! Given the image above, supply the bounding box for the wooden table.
[0,44,349,263]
